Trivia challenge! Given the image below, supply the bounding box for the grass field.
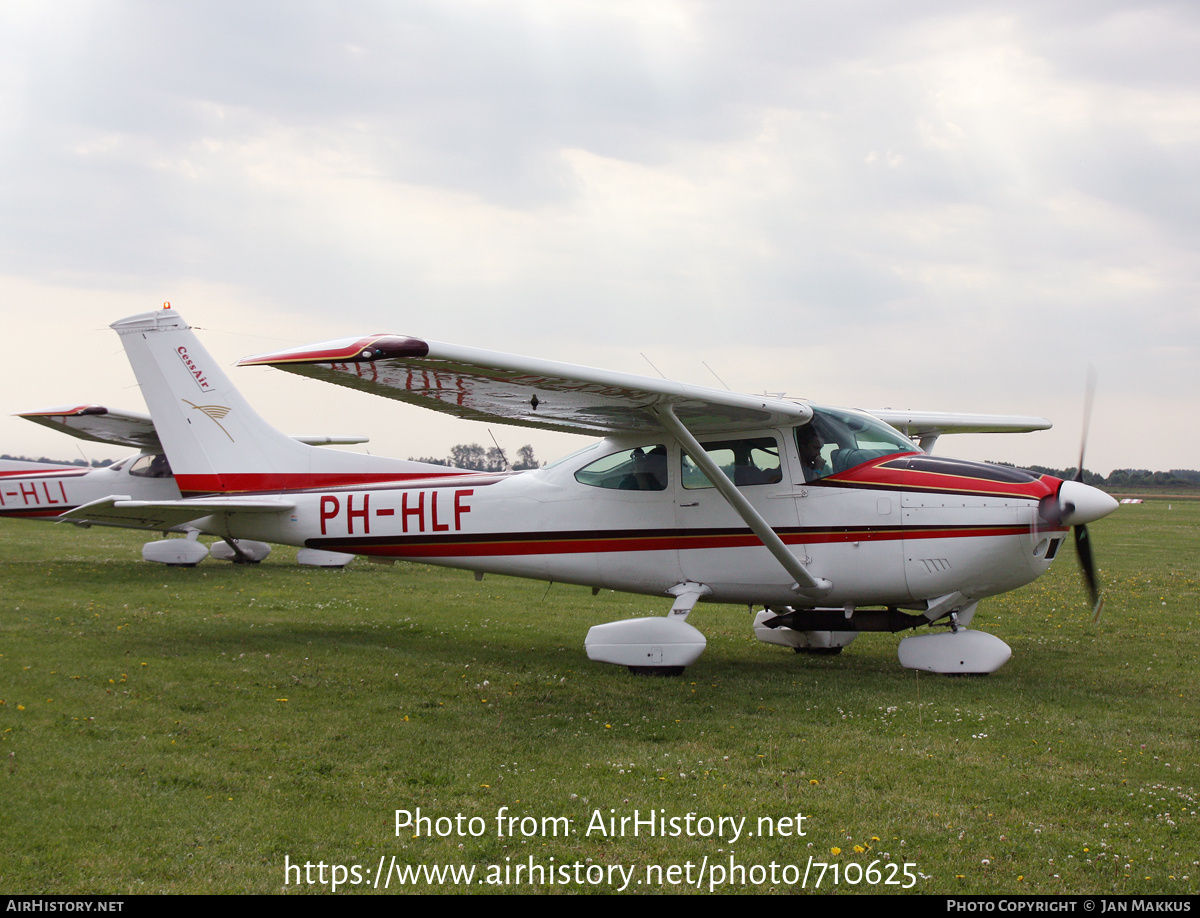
[1,503,1197,895]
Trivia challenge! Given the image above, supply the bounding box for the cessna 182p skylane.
[67,306,1117,675]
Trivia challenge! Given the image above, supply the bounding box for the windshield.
[797,407,918,481]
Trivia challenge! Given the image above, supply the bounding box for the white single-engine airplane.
[67,306,1117,675]
[5,405,379,566]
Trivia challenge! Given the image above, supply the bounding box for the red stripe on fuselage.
[0,468,88,479]
[175,470,479,495]
[310,523,1049,559]
[822,456,1057,500]
[0,507,77,519]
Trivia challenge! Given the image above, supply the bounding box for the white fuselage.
[0,456,180,521]
[199,430,1064,610]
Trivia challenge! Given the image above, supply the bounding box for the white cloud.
[0,1,1196,474]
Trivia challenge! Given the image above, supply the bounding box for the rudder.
[113,306,458,495]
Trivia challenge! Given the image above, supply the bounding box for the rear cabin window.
[128,454,173,479]
[681,437,782,489]
[574,445,668,491]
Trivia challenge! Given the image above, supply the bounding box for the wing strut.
[653,403,833,599]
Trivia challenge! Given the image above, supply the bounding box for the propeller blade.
[1073,523,1103,621]
[1075,368,1096,483]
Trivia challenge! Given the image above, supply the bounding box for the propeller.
[1037,371,1112,621]
[1073,371,1103,621]
[1074,522,1103,622]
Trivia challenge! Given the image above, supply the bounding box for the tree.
[449,443,488,470]
[411,443,539,470]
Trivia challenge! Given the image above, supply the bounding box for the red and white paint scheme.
[66,307,1117,675]
[1,435,180,521]
[9,402,438,567]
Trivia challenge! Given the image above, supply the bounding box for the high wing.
[867,410,1051,452]
[18,405,369,450]
[236,336,1053,445]
[239,334,825,596]
[61,496,296,530]
[238,336,811,435]
[18,406,162,450]
[291,435,370,446]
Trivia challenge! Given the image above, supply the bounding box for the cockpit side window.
[797,408,918,482]
[681,437,782,489]
[128,453,173,479]
[574,445,668,491]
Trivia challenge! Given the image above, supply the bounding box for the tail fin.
[113,307,455,495]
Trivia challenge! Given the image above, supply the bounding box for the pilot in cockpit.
[797,424,828,482]
[624,445,668,491]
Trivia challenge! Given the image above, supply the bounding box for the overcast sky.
[2,0,1197,474]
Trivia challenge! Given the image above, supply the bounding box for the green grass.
[1,503,1197,894]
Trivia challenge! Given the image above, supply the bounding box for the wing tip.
[239,335,429,367]
[17,405,109,419]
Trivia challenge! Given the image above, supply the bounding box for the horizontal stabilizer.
[19,405,368,451]
[292,435,369,446]
[61,495,296,530]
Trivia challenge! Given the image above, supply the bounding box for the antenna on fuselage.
[640,353,667,379]
[702,361,731,391]
[487,429,512,472]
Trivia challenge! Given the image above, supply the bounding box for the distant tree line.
[409,443,540,472]
[6,449,1192,489]
[0,454,114,468]
[4,446,543,473]
[991,461,1200,491]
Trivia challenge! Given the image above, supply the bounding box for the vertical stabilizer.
[113,307,458,494]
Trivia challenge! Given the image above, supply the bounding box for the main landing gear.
[757,604,1013,675]
[584,582,709,676]
[586,588,1013,676]
[141,533,354,568]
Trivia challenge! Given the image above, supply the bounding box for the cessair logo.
[184,400,235,442]
[177,345,213,392]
